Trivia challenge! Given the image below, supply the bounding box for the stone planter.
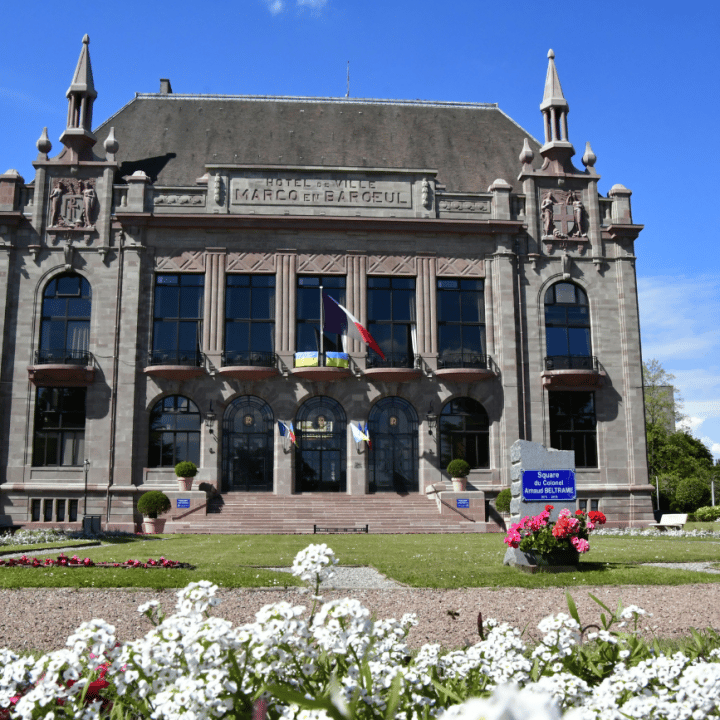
[525,547,579,569]
[142,517,166,534]
[177,477,193,491]
[452,477,467,492]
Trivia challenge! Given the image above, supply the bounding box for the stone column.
[275,252,297,374]
[202,248,226,368]
[345,253,367,362]
[416,254,437,361]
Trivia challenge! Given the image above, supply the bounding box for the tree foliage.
[643,358,684,428]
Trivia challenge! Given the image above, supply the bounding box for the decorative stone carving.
[226,252,277,273]
[48,178,97,229]
[155,251,205,271]
[63,238,74,270]
[297,253,346,274]
[367,254,416,275]
[540,189,586,240]
[154,194,205,206]
[421,178,432,210]
[436,257,485,277]
[437,197,491,214]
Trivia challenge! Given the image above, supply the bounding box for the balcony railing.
[34,348,93,366]
[366,352,420,369]
[438,352,490,370]
[147,349,203,367]
[544,355,598,371]
[222,350,277,368]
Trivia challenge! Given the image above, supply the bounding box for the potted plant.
[447,459,471,492]
[137,490,171,534]
[495,488,512,516]
[174,461,198,491]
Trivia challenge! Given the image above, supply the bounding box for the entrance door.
[369,397,418,493]
[296,396,346,492]
[222,396,273,491]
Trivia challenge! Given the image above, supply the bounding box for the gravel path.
[2,564,720,654]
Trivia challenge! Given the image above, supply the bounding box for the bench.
[313,525,369,534]
[646,513,688,531]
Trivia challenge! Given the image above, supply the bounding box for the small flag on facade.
[364,421,371,449]
[351,422,370,445]
[294,351,319,367]
[322,293,385,360]
[278,421,296,445]
[326,351,349,368]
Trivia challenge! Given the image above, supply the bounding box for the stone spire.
[539,50,576,174]
[59,34,97,161]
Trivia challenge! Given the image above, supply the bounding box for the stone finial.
[104,127,119,160]
[582,141,596,168]
[36,127,52,156]
[488,178,512,192]
[519,138,534,166]
[609,183,631,197]
[539,49,576,174]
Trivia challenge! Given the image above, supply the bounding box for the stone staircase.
[166,492,490,534]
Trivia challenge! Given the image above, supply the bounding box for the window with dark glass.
[225,275,275,366]
[549,391,597,468]
[367,277,416,367]
[544,282,591,369]
[32,387,86,466]
[439,397,490,469]
[296,276,346,362]
[148,395,201,467]
[39,273,91,364]
[437,279,486,368]
[152,274,204,365]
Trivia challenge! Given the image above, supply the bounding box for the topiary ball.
[495,488,512,513]
[447,459,471,478]
[174,461,198,478]
[137,491,171,519]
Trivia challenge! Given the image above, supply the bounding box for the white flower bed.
[0,544,719,719]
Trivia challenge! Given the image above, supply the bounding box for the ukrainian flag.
[295,351,319,367]
[326,352,349,368]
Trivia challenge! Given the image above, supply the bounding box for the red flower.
[575,509,584,516]
[545,504,554,512]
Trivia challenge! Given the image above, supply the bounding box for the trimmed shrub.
[695,505,720,522]
[174,461,198,478]
[447,459,471,478]
[674,477,710,513]
[495,488,512,514]
[137,491,171,519]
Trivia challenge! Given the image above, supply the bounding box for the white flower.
[438,684,562,720]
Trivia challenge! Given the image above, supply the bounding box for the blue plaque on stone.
[176,499,191,508]
[521,470,576,501]
[456,498,470,508]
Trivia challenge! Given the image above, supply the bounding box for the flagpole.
[319,284,324,367]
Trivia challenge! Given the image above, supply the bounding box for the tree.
[643,359,684,429]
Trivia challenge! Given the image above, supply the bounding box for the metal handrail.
[222,350,277,368]
[437,352,491,370]
[366,352,421,369]
[34,348,93,366]
[544,355,598,371]
[147,349,203,367]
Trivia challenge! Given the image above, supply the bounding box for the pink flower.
[571,536,589,553]
[558,509,571,518]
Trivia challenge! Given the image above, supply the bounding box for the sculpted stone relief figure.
[541,192,554,237]
[541,190,586,239]
[48,178,96,229]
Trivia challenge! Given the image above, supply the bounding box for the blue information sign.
[176,499,190,509]
[456,499,470,509]
[521,470,576,501]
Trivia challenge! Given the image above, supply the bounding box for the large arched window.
[439,397,490,470]
[368,397,418,493]
[222,396,274,491]
[544,282,591,369]
[39,273,91,363]
[295,396,346,492]
[148,395,201,467]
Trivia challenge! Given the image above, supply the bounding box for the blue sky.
[2,0,718,457]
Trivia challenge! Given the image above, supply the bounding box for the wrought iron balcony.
[544,355,598,371]
[366,352,420,369]
[221,350,277,368]
[438,352,490,370]
[147,349,203,367]
[34,348,93,366]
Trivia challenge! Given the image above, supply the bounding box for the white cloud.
[266,0,285,14]
[0,88,56,115]
[297,0,328,7]
[679,416,704,434]
[711,442,720,456]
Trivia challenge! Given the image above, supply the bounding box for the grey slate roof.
[94,94,542,193]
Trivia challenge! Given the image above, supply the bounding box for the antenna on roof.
[346,61,350,98]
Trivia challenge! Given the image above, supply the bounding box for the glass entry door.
[369,397,418,493]
[222,396,273,491]
[296,397,346,492]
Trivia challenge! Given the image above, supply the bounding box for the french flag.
[278,421,296,445]
[322,293,385,360]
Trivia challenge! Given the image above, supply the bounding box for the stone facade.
[0,40,654,531]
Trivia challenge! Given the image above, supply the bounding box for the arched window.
[222,396,274,491]
[439,398,490,470]
[368,397,418,493]
[295,396,346,492]
[148,395,201,467]
[544,282,591,369]
[39,273,91,363]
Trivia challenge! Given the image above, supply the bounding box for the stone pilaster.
[202,249,226,367]
[416,254,437,361]
[345,253,367,359]
[275,251,297,373]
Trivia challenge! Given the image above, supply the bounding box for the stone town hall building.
[0,37,654,531]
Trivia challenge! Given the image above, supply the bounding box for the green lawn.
[0,532,718,590]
